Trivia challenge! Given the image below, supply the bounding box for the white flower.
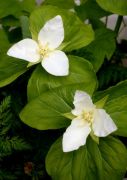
[63,90,117,152]
[7,15,69,76]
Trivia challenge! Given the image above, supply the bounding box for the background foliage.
[0,0,127,179]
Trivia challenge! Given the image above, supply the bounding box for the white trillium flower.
[63,90,117,152]
[7,15,69,76]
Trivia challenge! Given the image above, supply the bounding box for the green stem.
[114,15,123,35]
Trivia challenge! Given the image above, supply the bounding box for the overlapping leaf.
[43,0,74,9]
[75,0,109,21]
[0,29,10,53]
[0,0,36,18]
[27,55,97,101]
[20,56,97,129]
[46,136,127,180]
[0,55,27,87]
[0,28,28,87]
[30,5,94,51]
[82,28,116,71]
[96,0,127,15]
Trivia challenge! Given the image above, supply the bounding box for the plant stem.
[114,15,123,35]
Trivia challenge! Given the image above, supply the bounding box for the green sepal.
[63,112,75,120]
[90,130,99,144]
[94,95,109,108]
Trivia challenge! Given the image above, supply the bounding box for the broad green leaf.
[21,0,36,13]
[0,55,27,87]
[46,136,127,180]
[20,16,31,39]
[20,88,73,130]
[43,0,74,9]
[27,55,97,101]
[96,0,127,15]
[20,78,97,130]
[30,5,94,51]
[75,0,109,21]
[99,136,127,179]
[0,23,28,87]
[0,0,36,18]
[0,0,21,18]
[94,80,127,136]
[82,28,116,71]
[0,29,10,53]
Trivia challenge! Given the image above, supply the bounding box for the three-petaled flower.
[7,15,69,76]
[63,90,117,152]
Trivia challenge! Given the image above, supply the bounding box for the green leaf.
[20,16,31,39]
[20,75,97,130]
[20,88,73,130]
[0,55,27,87]
[27,55,97,101]
[96,0,127,15]
[21,0,36,13]
[0,29,10,53]
[30,5,94,51]
[43,0,74,9]
[94,80,127,136]
[0,0,21,18]
[0,0,36,18]
[75,0,109,21]
[46,136,127,180]
[83,28,116,71]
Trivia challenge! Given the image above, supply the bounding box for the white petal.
[38,15,64,49]
[62,118,91,152]
[41,50,69,76]
[92,109,117,137]
[72,91,94,116]
[7,39,40,62]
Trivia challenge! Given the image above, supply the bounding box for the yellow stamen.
[38,43,50,57]
[82,110,94,124]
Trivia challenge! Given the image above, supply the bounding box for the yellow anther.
[38,43,50,57]
[39,48,48,57]
[82,111,94,124]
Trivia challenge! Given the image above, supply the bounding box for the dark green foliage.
[72,42,127,91]
[0,0,127,179]
[97,43,127,90]
[0,96,31,179]
[0,170,17,180]
[0,89,53,179]
[97,63,127,90]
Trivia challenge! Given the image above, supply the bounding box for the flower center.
[82,110,94,124]
[39,47,49,57]
[38,43,51,57]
